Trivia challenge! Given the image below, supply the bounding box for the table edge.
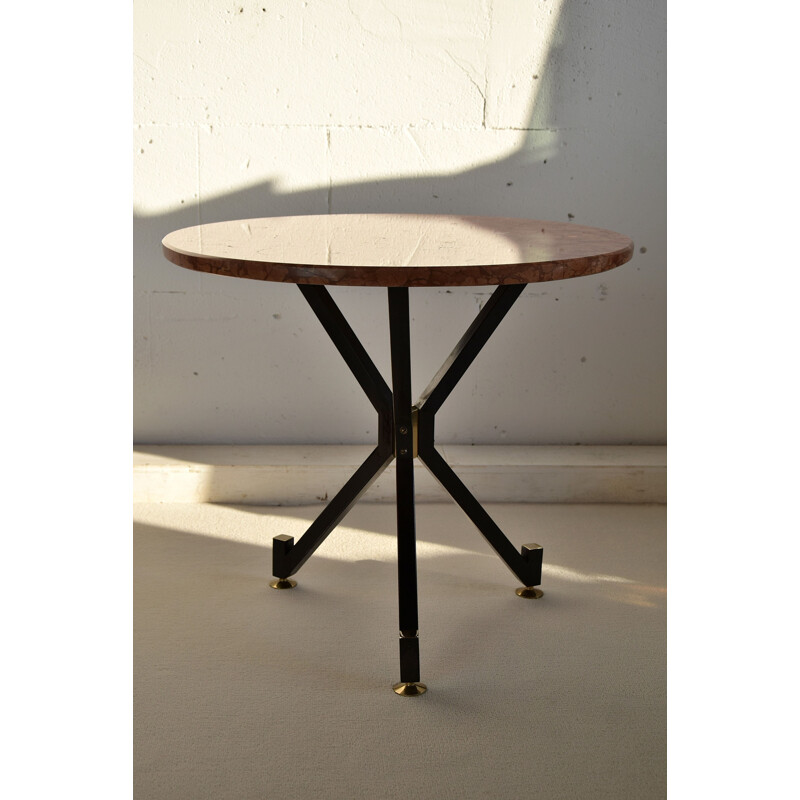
[162,239,634,287]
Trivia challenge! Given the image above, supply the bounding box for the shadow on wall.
[136,0,602,238]
[134,0,665,445]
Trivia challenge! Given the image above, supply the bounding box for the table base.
[271,284,544,694]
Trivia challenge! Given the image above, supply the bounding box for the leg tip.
[392,682,428,697]
[270,578,298,590]
[515,586,543,599]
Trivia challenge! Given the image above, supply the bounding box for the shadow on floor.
[134,502,665,799]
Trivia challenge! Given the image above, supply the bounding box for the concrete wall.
[134,0,666,445]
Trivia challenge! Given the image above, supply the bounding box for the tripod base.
[272,284,545,691]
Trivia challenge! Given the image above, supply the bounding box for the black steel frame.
[272,283,543,688]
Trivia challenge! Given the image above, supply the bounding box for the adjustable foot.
[515,586,543,599]
[269,578,297,590]
[516,543,543,598]
[392,682,428,697]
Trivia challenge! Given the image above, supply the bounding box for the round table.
[163,213,634,696]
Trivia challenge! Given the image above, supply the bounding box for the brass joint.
[395,406,419,459]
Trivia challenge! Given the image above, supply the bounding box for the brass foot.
[392,682,428,697]
[515,586,544,599]
[269,578,297,590]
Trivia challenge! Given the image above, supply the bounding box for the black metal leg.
[417,444,543,587]
[388,288,426,696]
[416,284,544,593]
[271,444,394,579]
[297,285,394,417]
[271,286,394,583]
[415,284,526,415]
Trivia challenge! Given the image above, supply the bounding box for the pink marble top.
[162,214,633,287]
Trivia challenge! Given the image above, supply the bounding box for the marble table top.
[162,214,633,287]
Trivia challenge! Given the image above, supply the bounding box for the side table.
[162,214,633,695]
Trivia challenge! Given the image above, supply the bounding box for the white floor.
[134,501,666,799]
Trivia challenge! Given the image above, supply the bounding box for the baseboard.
[133,444,666,504]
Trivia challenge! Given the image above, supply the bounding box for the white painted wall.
[134,0,665,445]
